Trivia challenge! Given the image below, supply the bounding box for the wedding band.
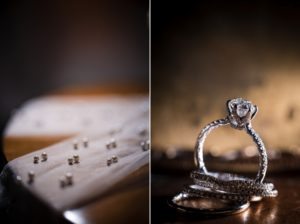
[169,192,250,215]
[190,171,277,197]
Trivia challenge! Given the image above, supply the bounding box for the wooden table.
[152,152,300,224]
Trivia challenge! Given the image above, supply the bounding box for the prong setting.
[227,98,257,130]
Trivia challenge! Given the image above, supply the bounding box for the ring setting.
[227,98,257,130]
[170,98,278,214]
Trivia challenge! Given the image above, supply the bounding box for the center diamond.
[227,98,257,129]
[236,104,250,117]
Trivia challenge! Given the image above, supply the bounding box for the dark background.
[0,0,149,168]
[152,1,300,223]
[152,0,300,150]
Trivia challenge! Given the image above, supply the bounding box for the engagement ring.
[170,98,277,214]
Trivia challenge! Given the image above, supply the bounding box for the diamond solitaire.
[227,98,257,130]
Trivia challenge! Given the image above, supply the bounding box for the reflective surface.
[152,172,299,224]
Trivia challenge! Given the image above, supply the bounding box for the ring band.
[190,172,278,199]
[170,192,250,215]
[194,98,267,183]
[170,98,277,214]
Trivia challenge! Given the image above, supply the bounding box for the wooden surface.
[152,153,300,224]
[4,135,71,162]
[152,175,300,224]
[65,165,149,224]
[4,95,148,161]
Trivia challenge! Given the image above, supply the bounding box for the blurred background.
[0,0,149,168]
[152,2,300,223]
[152,1,300,155]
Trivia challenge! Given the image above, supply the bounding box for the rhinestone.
[33,156,39,164]
[106,138,117,149]
[41,152,48,161]
[83,137,89,148]
[73,155,80,163]
[106,142,111,149]
[110,139,117,148]
[68,158,74,165]
[112,156,118,163]
[59,176,66,188]
[140,140,150,151]
[16,175,22,182]
[28,171,35,183]
[65,173,73,185]
[73,140,79,150]
[138,128,147,136]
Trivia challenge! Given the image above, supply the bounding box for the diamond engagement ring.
[195,98,267,183]
[170,98,277,214]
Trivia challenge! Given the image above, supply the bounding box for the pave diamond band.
[190,171,278,199]
[191,171,275,192]
[182,185,260,202]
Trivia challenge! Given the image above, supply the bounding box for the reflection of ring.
[170,192,250,215]
[195,98,267,183]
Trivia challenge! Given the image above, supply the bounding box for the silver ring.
[170,98,277,214]
[194,98,267,183]
[169,192,250,215]
[190,171,277,198]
